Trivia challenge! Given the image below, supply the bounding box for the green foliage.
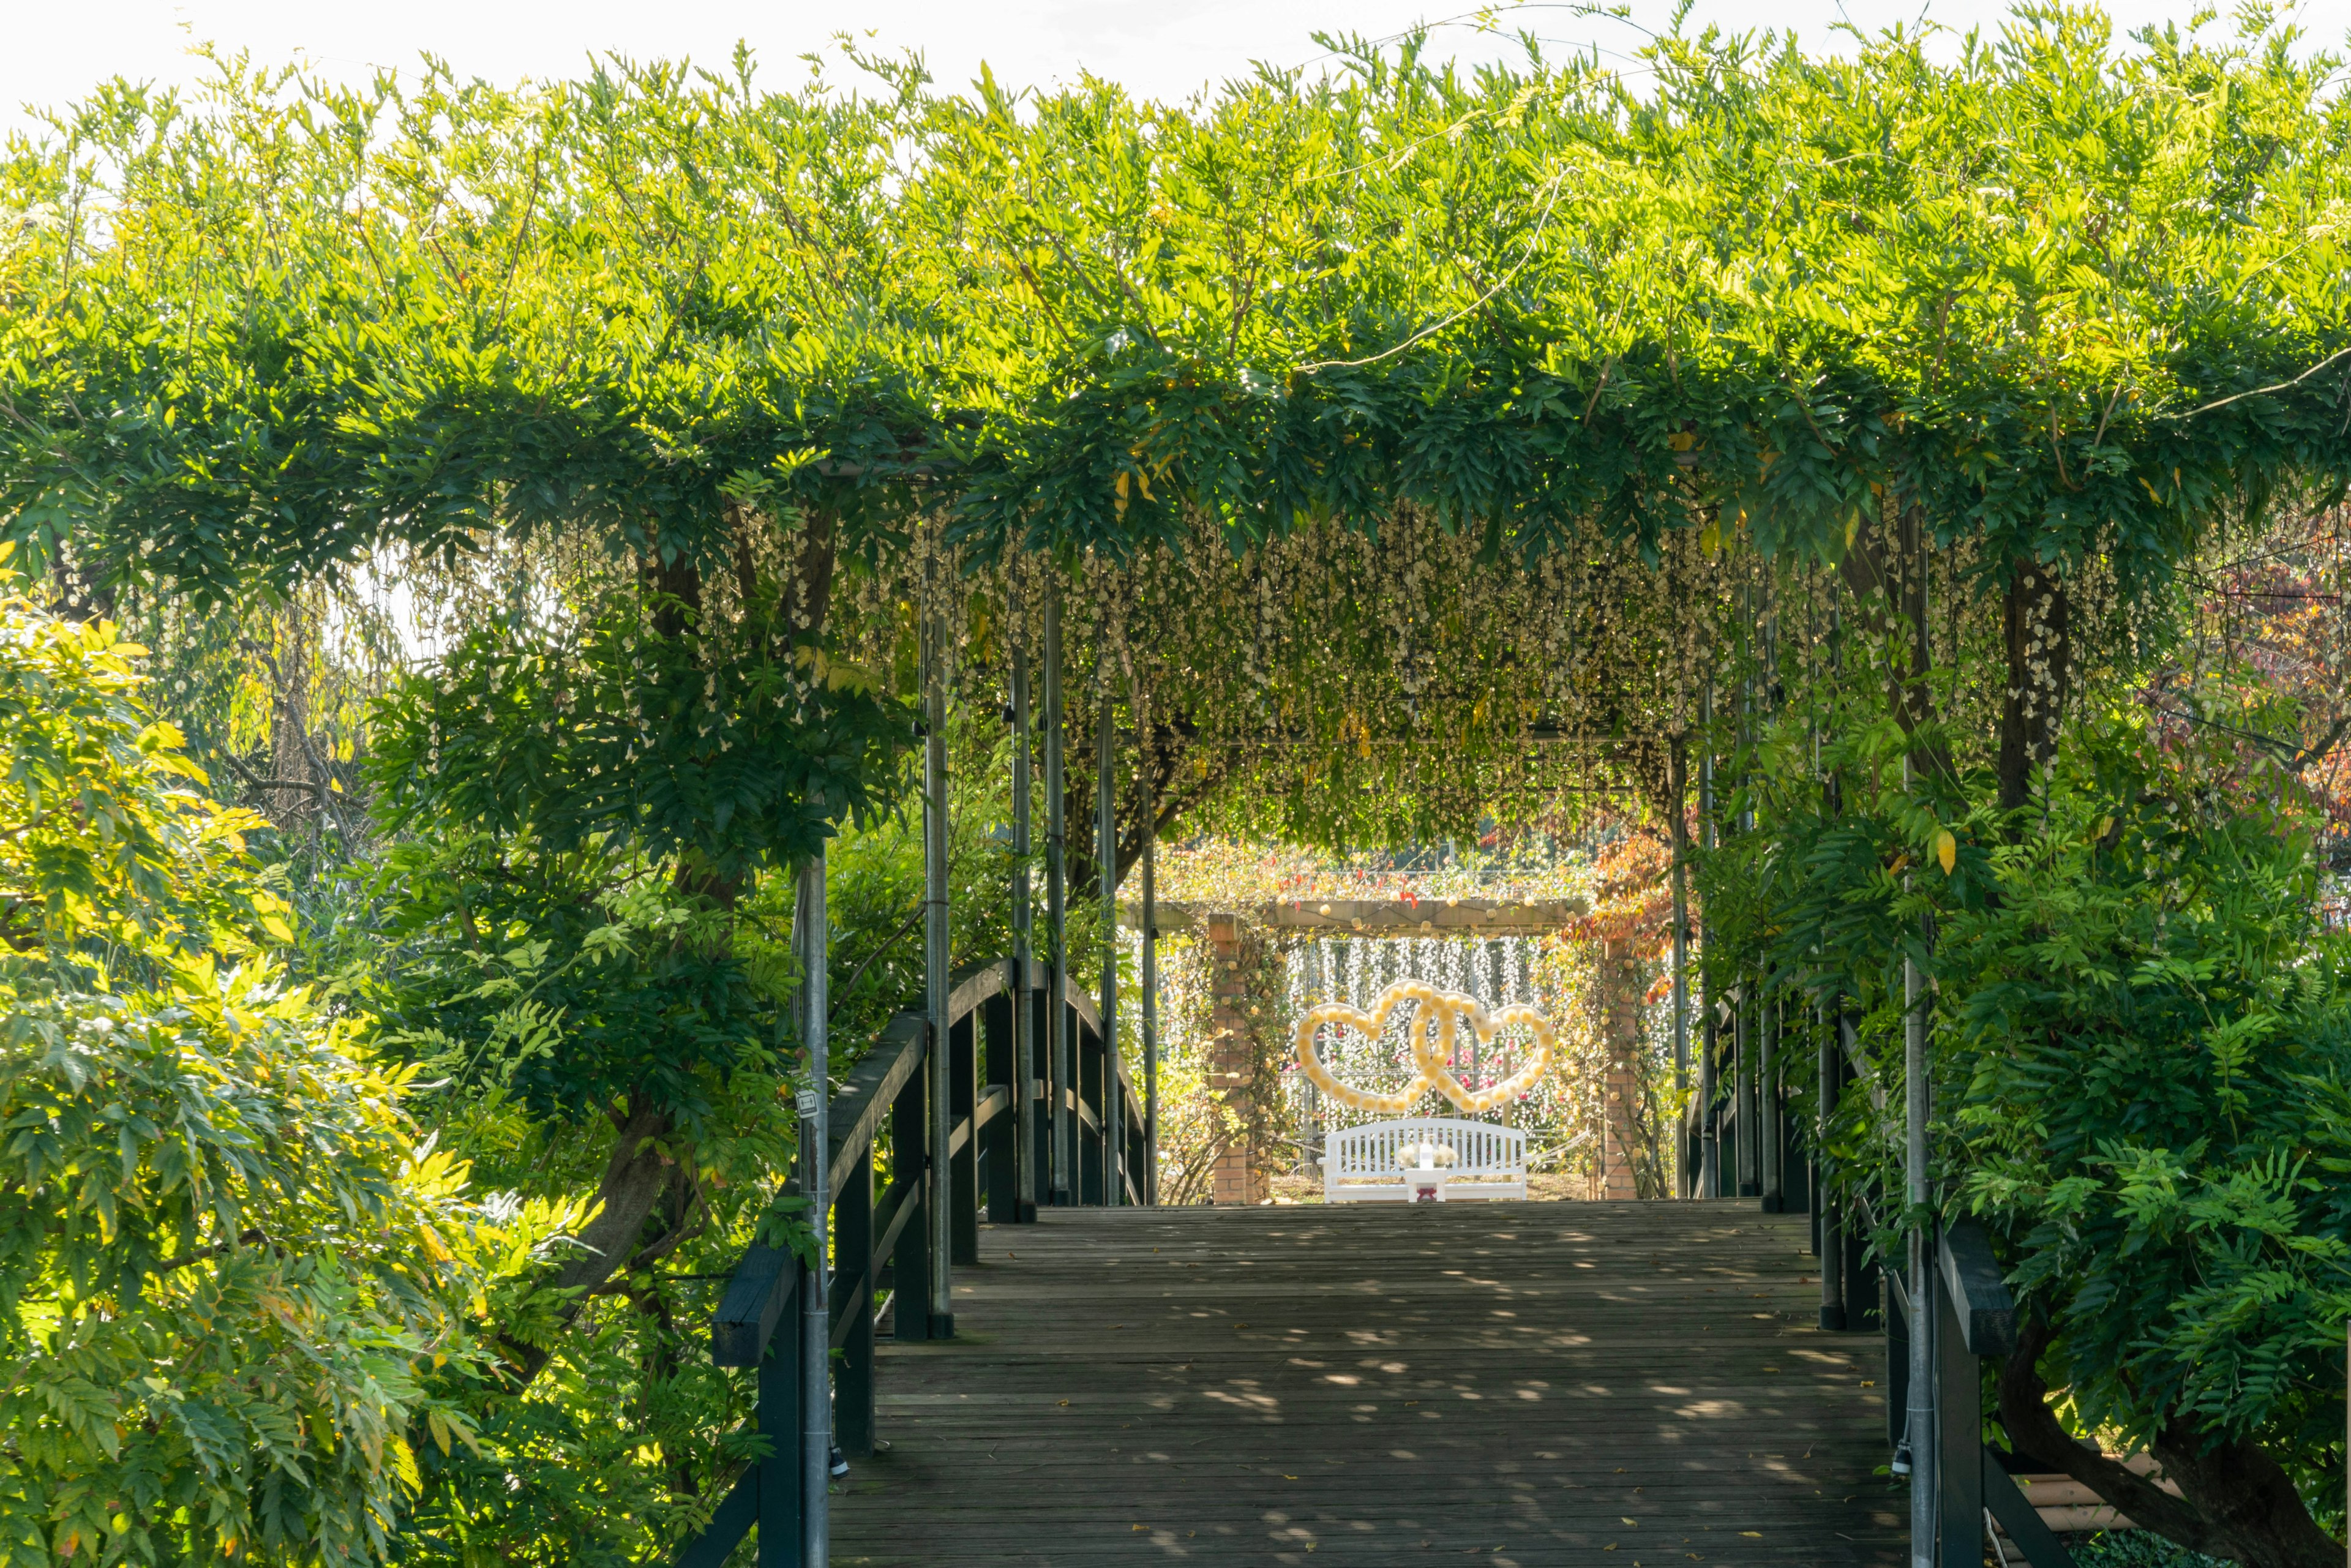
[0,572,514,1567]
[370,584,907,885]
[7,13,2350,607]
[2076,1531,2230,1568]
[1944,714,2351,1492]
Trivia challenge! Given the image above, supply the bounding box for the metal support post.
[1141,762,1159,1205]
[922,607,954,1338]
[1097,677,1120,1204]
[1698,684,1720,1199]
[1009,623,1038,1223]
[795,854,830,1568]
[1671,735,1691,1198]
[1044,591,1071,1204]
[1820,994,1847,1330]
[1761,993,1782,1212]
[1904,951,1936,1564]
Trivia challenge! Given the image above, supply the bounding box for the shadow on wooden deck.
[831,1199,1907,1566]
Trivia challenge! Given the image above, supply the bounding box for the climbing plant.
[6,4,2351,1558]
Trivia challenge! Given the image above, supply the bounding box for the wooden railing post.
[892,1040,934,1343]
[760,1277,804,1568]
[983,980,1019,1224]
[1027,968,1053,1210]
[1080,1011,1105,1205]
[834,1147,876,1460]
[950,1008,980,1266]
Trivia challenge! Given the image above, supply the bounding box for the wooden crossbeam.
[1118,896,1589,937]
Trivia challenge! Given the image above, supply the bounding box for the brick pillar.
[1599,937,1643,1199]
[1205,915,1267,1206]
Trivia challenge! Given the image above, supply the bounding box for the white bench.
[1321,1117,1528,1203]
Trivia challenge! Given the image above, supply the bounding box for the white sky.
[7,0,2350,137]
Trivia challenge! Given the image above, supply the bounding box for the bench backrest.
[1326,1117,1526,1179]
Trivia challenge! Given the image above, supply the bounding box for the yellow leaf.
[1845,511,1862,550]
[1115,470,1130,501]
[1698,520,1719,555]
[428,1409,452,1456]
[1935,830,1956,875]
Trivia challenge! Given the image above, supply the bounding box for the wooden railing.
[1687,1002,2081,1568]
[673,956,1147,1567]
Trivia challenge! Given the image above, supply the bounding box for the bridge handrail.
[675,952,1149,1568]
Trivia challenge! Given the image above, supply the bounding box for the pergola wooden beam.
[1117,896,1589,937]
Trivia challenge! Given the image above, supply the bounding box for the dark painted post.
[1080,1012,1105,1204]
[759,1294,804,1568]
[891,1055,932,1343]
[950,1007,979,1266]
[1760,992,1782,1212]
[834,1147,876,1460]
[1936,1261,1982,1564]
[983,982,1018,1224]
[1029,976,1054,1204]
[1886,1274,1910,1455]
[1819,995,1847,1329]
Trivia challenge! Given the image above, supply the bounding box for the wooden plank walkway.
[832,1200,1906,1566]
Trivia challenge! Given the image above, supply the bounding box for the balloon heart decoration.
[1293,980,1558,1116]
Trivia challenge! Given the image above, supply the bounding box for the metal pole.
[923,604,954,1338]
[1671,735,1690,1199]
[1761,993,1780,1210]
[1141,744,1159,1206]
[796,853,830,1567]
[1044,590,1072,1204]
[1697,681,1719,1199]
[1734,995,1754,1197]
[1820,992,1845,1330]
[1097,675,1121,1205]
[1736,572,1758,1201]
[1905,950,1935,1562]
[1010,623,1037,1222]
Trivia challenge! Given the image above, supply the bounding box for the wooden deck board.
[831,1200,1907,1566]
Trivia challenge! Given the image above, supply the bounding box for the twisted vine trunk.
[1996,564,2070,813]
[502,506,841,1388]
[1998,1315,2341,1567]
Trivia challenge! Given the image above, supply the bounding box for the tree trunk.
[1998,1314,2342,1566]
[1834,496,1951,784]
[506,1097,678,1384]
[508,506,844,1386]
[1996,565,2070,812]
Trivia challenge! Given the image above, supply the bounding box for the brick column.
[1205,914,1267,1206]
[1599,937,1643,1199]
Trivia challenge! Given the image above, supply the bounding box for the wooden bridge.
[834,1201,1903,1564]
[673,957,2062,1568]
